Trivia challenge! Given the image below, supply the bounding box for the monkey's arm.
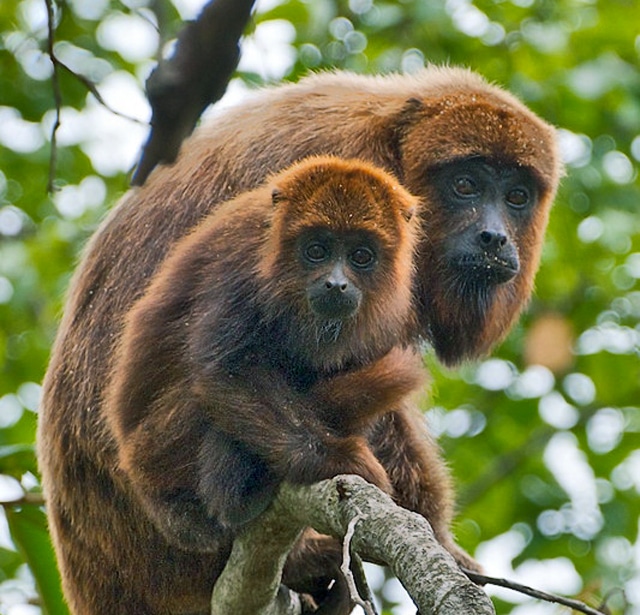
[192,364,393,528]
[310,345,427,434]
[368,406,481,572]
[104,206,392,538]
[108,330,391,541]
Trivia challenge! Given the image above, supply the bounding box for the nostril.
[479,230,507,249]
[479,230,493,246]
[326,279,348,292]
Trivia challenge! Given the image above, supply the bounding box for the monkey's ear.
[382,97,425,177]
[404,97,424,111]
[400,197,419,222]
[272,188,286,207]
[401,204,416,222]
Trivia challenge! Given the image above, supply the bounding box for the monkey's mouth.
[453,253,519,285]
[307,290,361,321]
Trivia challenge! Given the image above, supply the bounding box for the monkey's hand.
[198,429,280,528]
[198,429,391,529]
[312,345,427,433]
[282,433,393,496]
[198,429,391,531]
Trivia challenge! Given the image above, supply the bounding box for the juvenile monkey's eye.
[304,243,329,263]
[453,176,479,197]
[506,188,529,208]
[349,247,376,269]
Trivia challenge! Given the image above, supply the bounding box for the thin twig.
[341,509,376,615]
[55,61,146,125]
[0,492,46,507]
[43,0,146,192]
[45,0,61,193]
[350,554,378,615]
[462,567,608,615]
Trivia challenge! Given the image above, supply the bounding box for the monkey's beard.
[424,263,519,366]
[269,309,354,374]
[314,319,343,345]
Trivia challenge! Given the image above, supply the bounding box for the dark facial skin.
[432,157,537,287]
[417,157,541,365]
[299,229,378,322]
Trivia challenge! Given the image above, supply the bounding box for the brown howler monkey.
[107,156,424,539]
[152,68,562,366]
[39,68,561,614]
[43,157,429,615]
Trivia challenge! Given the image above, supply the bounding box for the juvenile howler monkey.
[39,67,562,614]
[107,156,424,540]
[44,157,428,614]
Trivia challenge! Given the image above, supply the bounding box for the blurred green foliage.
[0,0,639,613]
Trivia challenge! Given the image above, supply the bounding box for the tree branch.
[0,492,46,507]
[212,475,495,615]
[462,569,609,615]
[132,0,257,186]
[210,492,303,615]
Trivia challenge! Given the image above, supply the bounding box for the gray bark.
[211,475,495,615]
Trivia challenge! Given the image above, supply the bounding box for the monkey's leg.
[283,529,352,615]
[368,405,481,572]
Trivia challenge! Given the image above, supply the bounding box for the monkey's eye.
[304,243,329,263]
[505,188,529,208]
[349,247,376,270]
[452,176,479,197]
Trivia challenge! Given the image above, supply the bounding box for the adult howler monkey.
[39,68,561,614]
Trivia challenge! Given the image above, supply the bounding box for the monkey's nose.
[325,263,349,292]
[325,277,349,292]
[478,229,508,251]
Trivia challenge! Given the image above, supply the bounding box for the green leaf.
[5,506,70,615]
[0,444,36,475]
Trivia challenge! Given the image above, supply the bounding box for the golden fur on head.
[272,155,416,228]
[397,84,562,200]
[263,155,418,271]
[257,156,421,371]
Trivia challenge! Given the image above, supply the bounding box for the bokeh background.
[1,0,639,613]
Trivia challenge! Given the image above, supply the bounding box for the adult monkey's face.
[396,91,562,365]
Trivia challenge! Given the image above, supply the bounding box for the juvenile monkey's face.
[296,227,379,322]
[261,220,410,370]
[259,157,419,369]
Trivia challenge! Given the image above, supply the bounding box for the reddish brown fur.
[125,67,560,361]
[398,91,559,362]
[40,156,433,614]
[39,68,561,614]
